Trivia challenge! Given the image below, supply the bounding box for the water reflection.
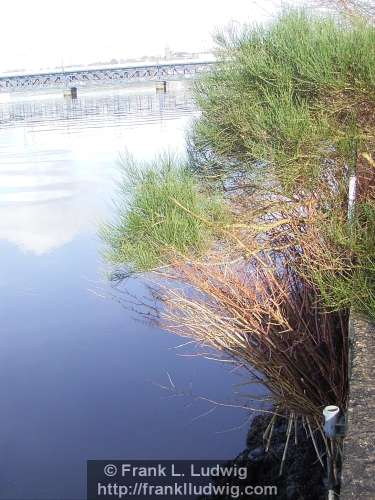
[0,85,248,500]
[0,86,195,254]
[0,88,195,129]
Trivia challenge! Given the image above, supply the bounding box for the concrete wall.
[340,313,375,499]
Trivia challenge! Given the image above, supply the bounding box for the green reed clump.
[192,10,375,188]
[100,10,374,465]
[305,199,375,319]
[101,155,228,273]
[190,8,375,318]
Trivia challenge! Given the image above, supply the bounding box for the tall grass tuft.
[101,154,229,273]
[191,8,375,318]
[192,10,374,184]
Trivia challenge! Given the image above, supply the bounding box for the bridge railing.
[0,61,216,90]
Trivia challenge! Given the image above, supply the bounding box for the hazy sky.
[1,0,291,72]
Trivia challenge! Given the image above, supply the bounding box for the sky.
[0,0,293,73]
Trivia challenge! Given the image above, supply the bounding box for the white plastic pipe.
[348,175,357,223]
[323,405,340,438]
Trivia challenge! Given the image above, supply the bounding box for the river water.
[0,83,248,499]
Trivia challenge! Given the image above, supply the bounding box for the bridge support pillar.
[156,81,167,93]
[64,87,78,99]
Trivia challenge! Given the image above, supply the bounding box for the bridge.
[0,61,215,91]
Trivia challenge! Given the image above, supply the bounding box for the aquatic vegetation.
[102,8,375,470]
[101,154,229,273]
[191,8,375,318]
[161,254,348,418]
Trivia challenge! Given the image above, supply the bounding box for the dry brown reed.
[159,253,348,423]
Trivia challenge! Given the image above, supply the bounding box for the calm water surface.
[0,84,248,500]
